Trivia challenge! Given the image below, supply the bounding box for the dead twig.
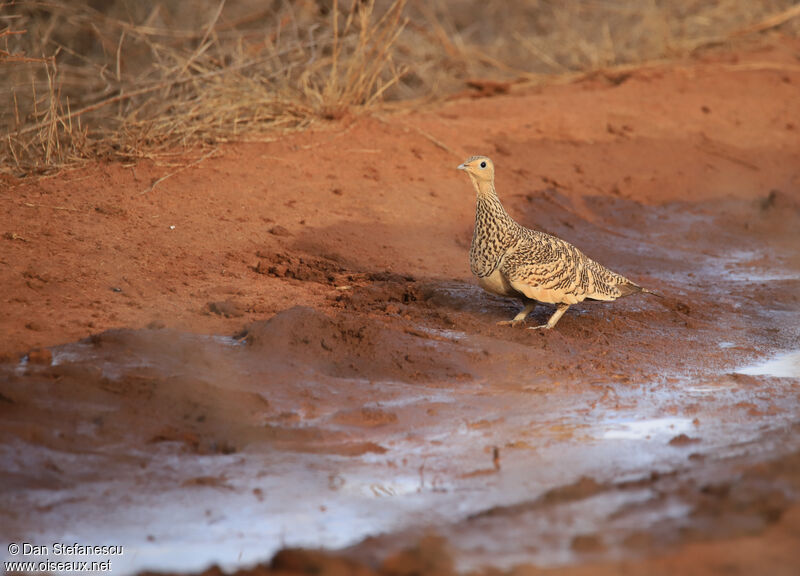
[731,4,800,36]
[21,201,83,212]
[376,115,457,156]
[3,232,30,242]
[141,147,220,195]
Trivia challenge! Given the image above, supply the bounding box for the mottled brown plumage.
[458,155,653,330]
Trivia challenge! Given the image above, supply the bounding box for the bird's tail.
[641,287,664,298]
[617,281,664,299]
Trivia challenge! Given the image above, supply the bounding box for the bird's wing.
[501,229,636,302]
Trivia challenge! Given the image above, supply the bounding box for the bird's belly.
[509,280,582,305]
[477,269,518,297]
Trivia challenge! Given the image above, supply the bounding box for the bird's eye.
[480,161,487,168]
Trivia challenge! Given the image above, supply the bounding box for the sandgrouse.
[458,155,655,330]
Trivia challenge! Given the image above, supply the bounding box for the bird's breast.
[470,227,508,276]
[476,268,518,297]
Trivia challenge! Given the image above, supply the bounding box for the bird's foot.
[497,319,525,327]
[527,324,551,330]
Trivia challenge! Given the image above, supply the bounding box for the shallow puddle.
[3,321,800,574]
[600,416,693,440]
[736,350,800,379]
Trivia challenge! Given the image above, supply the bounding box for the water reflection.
[601,417,693,440]
[737,351,800,379]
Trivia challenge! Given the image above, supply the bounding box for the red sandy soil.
[2,40,798,358]
[2,38,800,576]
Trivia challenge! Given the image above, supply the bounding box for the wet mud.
[2,40,800,575]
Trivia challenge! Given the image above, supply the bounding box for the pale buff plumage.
[458,155,655,330]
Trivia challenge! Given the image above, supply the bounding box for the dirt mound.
[253,251,347,286]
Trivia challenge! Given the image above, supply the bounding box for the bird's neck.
[470,178,519,278]
[475,179,495,198]
[474,180,514,226]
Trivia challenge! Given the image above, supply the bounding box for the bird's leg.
[528,303,570,330]
[497,301,536,327]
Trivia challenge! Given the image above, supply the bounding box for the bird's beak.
[457,163,467,171]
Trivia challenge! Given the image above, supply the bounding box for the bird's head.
[457,156,495,184]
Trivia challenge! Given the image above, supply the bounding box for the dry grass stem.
[142,147,221,195]
[1,0,798,174]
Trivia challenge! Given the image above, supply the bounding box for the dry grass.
[1,0,799,175]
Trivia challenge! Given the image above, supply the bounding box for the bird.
[458,155,657,330]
